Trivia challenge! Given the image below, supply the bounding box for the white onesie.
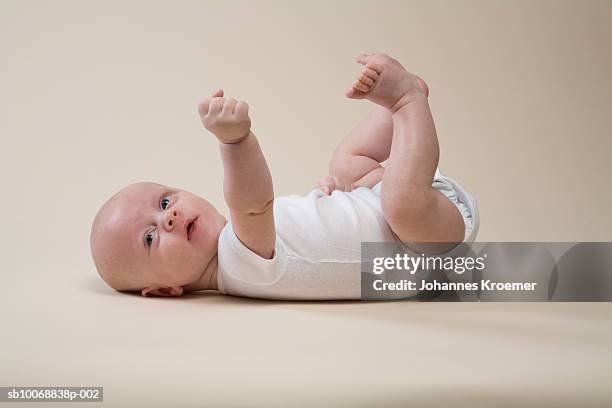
[216,170,478,300]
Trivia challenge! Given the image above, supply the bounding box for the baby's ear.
[141,286,184,297]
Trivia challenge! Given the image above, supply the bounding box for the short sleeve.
[217,221,287,289]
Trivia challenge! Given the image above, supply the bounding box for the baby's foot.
[345,53,429,112]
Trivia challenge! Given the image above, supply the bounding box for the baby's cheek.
[163,236,193,258]
[158,248,197,284]
[201,225,220,250]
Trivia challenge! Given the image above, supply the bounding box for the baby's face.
[92,182,226,295]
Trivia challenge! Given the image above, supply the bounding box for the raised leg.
[328,105,392,190]
[326,63,397,191]
[346,53,464,247]
[326,59,431,192]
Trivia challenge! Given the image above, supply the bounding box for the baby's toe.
[353,80,371,93]
[345,86,366,99]
[361,67,379,81]
[365,62,383,75]
[358,74,375,88]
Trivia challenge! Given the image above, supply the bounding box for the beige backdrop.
[1,1,611,407]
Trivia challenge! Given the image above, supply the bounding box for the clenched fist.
[198,89,251,144]
[316,174,354,195]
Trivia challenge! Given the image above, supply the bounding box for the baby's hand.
[198,89,251,144]
[316,175,353,195]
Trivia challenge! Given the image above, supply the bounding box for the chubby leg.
[325,62,431,193]
[327,105,392,191]
[346,53,464,248]
[325,63,397,191]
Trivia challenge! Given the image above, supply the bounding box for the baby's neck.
[183,253,219,292]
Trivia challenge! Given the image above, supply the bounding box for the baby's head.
[90,182,226,297]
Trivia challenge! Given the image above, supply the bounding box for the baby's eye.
[145,230,155,247]
[160,196,171,210]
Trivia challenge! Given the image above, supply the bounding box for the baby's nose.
[163,209,180,232]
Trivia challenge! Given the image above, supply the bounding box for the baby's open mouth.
[186,217,198,240]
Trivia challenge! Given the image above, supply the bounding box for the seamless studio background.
[1,1,611,407]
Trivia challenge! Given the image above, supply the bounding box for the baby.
[90,53,477,300]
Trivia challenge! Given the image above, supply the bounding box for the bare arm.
[199,90,275,259]
[219,132,275,258]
